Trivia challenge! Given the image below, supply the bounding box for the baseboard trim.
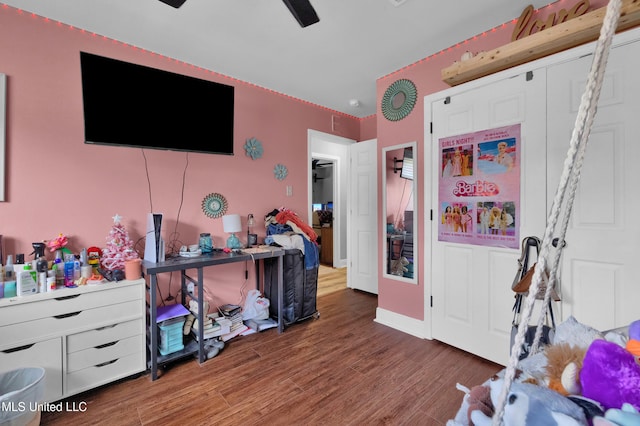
[374,307,430,339]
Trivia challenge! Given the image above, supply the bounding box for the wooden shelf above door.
[442,0,640,87]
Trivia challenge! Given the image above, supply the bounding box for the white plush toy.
[470,378,588,426]
[389,256,409,276]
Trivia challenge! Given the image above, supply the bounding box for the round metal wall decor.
[202,193,228,218]
[381,79,417,121]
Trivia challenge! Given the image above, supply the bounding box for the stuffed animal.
[469,378,587,425]
[390,256,409,276]
[545,343,587,396]
[592,403,640,426]
[626,320,640,363]
[554,316,603,349]
[581,339,640,412]
[466,384,494,425]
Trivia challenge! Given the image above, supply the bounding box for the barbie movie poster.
[438,124,520,248]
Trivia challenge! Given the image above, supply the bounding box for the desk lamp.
[223,214,243,249]
[247,214,257,246]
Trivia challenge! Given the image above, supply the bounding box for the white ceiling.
[4,0,551,117]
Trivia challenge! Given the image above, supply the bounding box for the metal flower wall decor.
[274,164,288,180]
[243,137,264,160]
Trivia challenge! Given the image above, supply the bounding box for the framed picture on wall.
[438,124,521,249]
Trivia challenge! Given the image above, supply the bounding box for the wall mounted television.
[80,51,234,155]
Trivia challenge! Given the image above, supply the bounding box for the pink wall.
[375,0,609,319]
[359,115,377,141]
[0,6,363,307]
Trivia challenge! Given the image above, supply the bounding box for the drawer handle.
[54,311,82,319]
[3,343,35,353]
[54,294,81,301]
[95,324,117,331]
[95,341,118,349]
[96,359,118,368]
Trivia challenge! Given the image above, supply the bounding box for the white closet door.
[546,40,640,331]
[430,71,547,365]
[348,138,378,294]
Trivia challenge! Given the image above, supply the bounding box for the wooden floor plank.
[41,267,501,425]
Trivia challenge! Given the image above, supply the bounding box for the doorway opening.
[311,157,335,267]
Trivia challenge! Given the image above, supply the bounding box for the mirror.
[382,142,417,283]
[391,91,406,109]
[0,74,5,202]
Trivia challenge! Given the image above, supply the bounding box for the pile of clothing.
[264,208,319,270]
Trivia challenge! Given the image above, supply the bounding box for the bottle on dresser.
[16,263,38,296]
[4,254,16,298]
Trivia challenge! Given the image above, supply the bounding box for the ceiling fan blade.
[282,0,320,28]
[158,0,187,8]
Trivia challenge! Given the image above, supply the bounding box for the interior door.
[429,71,547,365]
[348,139,378,294]
[546,40,640,331]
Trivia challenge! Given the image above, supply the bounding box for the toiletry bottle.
[31,242,46,270]
[63,253,75,287]
[13,254,25,276]
[80,248,88,266]
[5,255,13,280]
[73,256,81,280]
[17,263,38,296]
[47,269,56,292]
[54,251,64,287]
[79,248,92,279]
[36,256,48,293]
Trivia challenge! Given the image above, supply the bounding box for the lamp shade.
[222,214,242,233]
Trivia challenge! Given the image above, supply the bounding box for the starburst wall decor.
[201,193,228,218]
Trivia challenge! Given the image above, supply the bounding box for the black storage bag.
[264,248,318,325]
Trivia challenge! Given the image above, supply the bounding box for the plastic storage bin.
[0,367,45,426]
[158,317,185,356]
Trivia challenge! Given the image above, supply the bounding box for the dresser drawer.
[66,352,144,396]
[0,337,63,403]
[67,335,143,373]
[67,319,143,353]
[0,283,142,327]
[0,300,142,345]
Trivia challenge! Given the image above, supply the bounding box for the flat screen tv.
[400,147,413,180]
[80,51,234,155]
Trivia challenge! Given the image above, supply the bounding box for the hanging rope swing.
[492,0,624,424]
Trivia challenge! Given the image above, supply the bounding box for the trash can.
[0,367,45,426]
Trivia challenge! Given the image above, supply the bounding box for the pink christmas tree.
[101,214,139,271]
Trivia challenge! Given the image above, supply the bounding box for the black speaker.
[158,0,187,8]
[282,0,320,27]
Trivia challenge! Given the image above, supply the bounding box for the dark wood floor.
[41,274,501,425]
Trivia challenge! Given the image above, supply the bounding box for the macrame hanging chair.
[492,0,624,423]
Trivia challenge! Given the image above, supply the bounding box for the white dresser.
[0,279,145,402]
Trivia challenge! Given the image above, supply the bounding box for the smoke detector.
[388,0,408,7]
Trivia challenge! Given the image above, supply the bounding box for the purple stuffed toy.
[581,339,640,411]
